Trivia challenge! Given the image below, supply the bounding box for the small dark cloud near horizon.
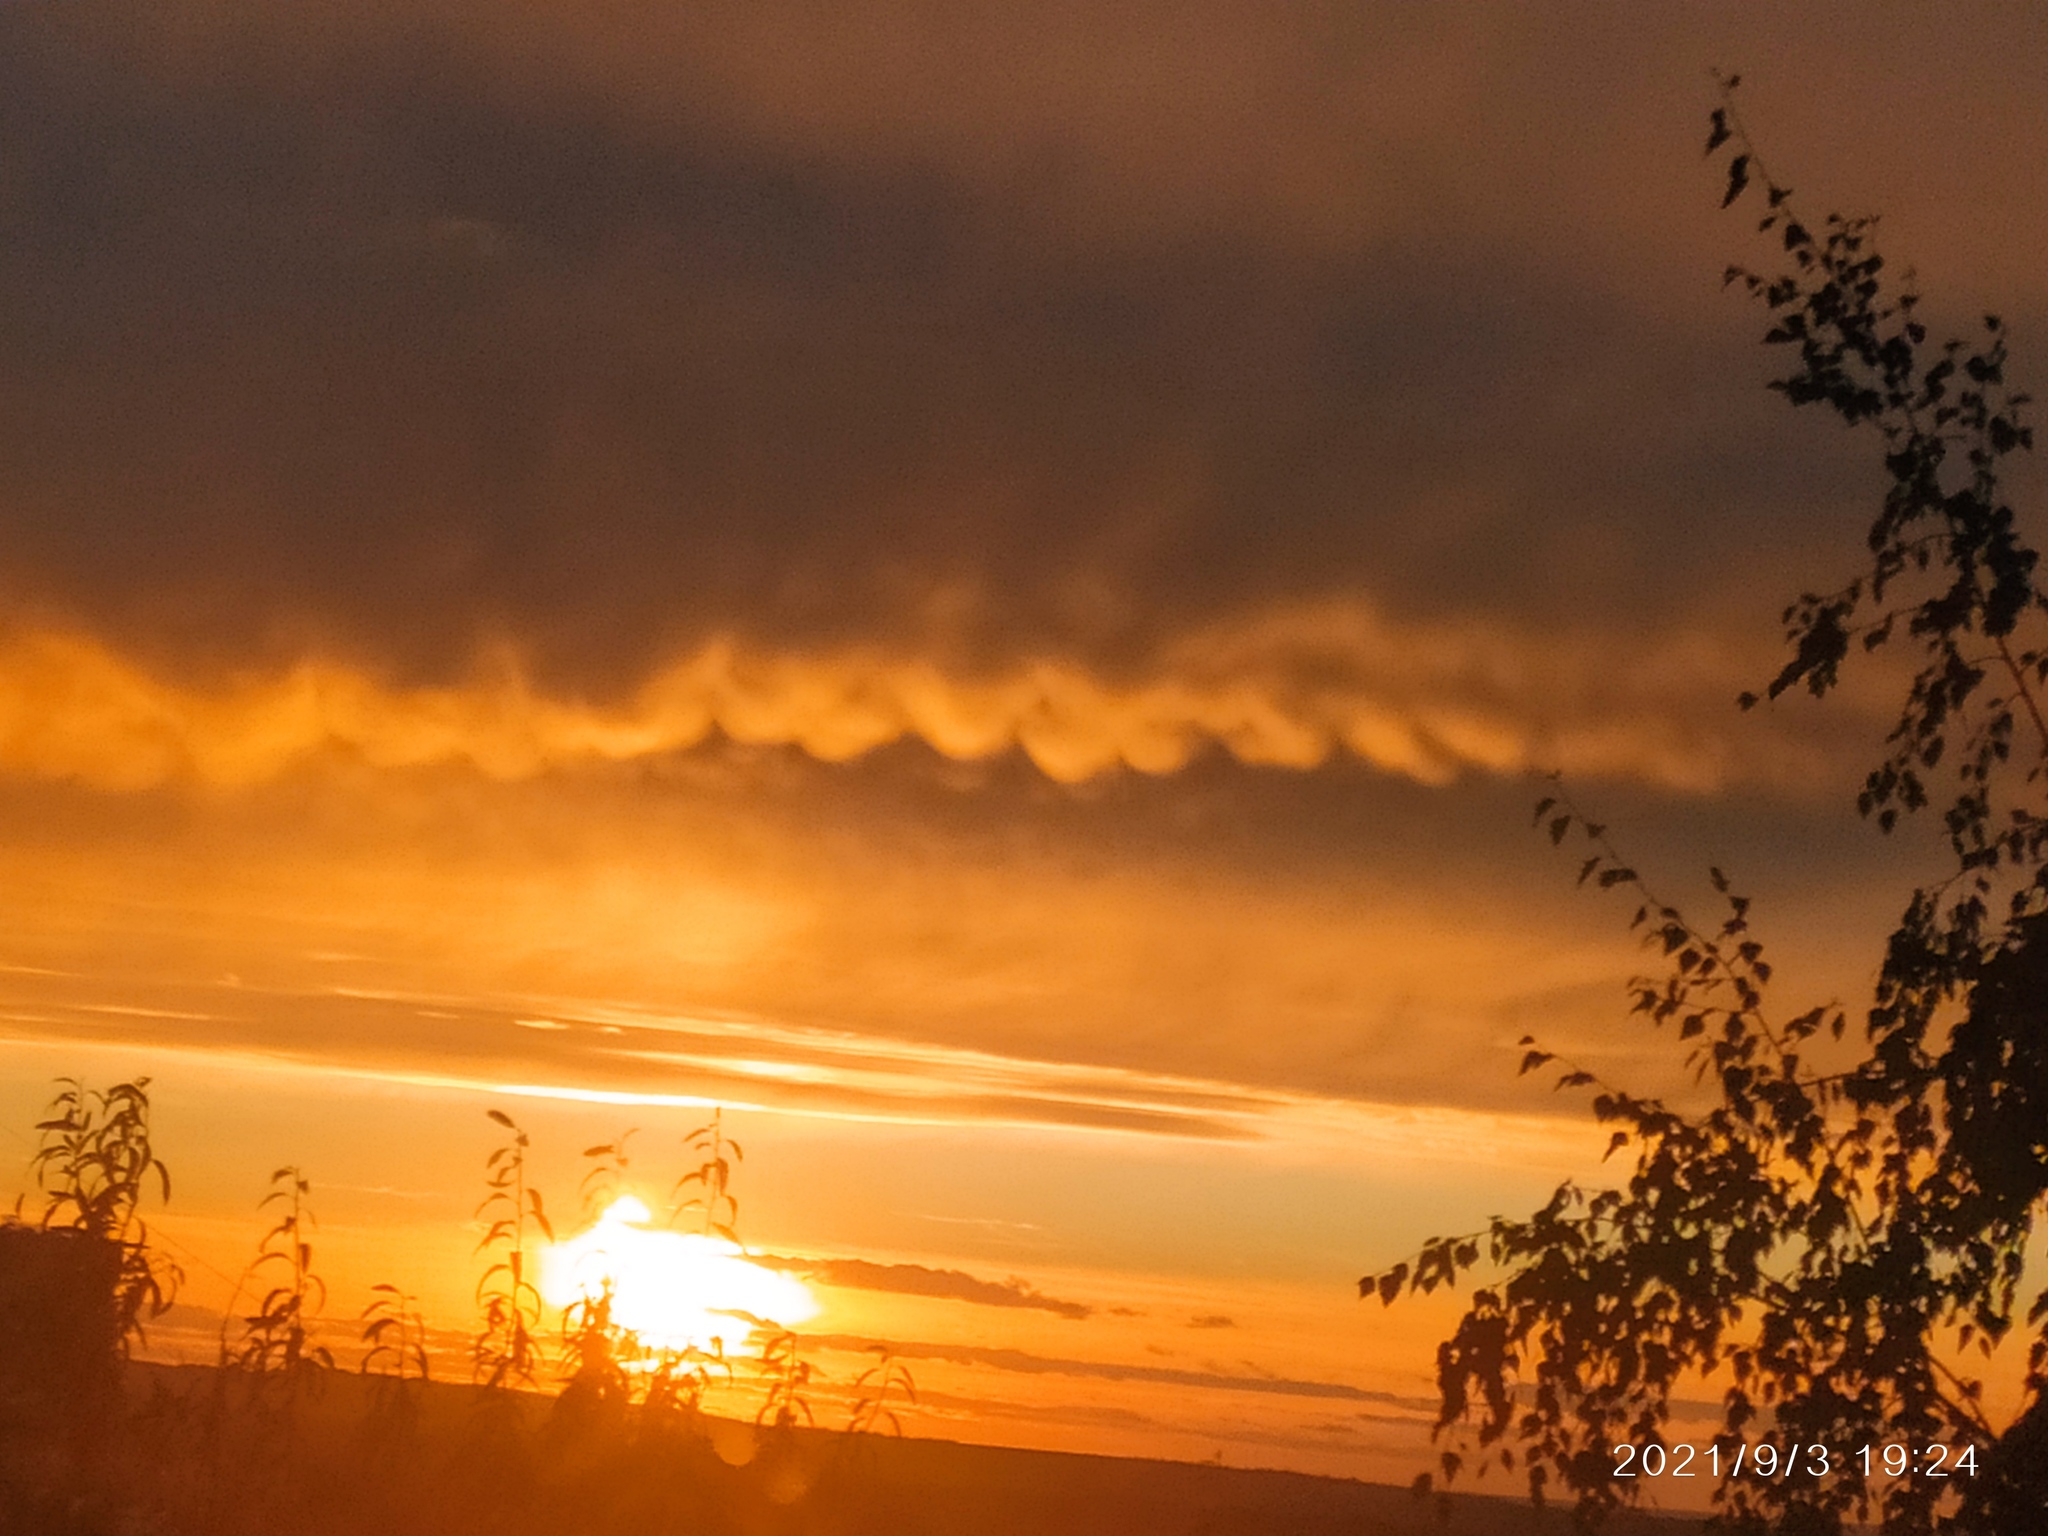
[1187,1314,1236,1329]
[758,1254,1093,1318]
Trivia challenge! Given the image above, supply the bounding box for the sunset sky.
[2,0,2046,1491]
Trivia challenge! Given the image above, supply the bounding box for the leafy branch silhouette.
[1364,80,2048,1536]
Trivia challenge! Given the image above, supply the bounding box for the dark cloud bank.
[7,0,2016,702]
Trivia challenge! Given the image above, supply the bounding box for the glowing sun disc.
[539,1196,816,1352]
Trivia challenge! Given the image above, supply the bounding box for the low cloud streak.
[758,1255,1093,1318]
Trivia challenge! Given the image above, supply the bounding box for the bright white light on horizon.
[538,1195,817,1352]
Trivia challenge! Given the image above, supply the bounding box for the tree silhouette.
[1362,79,2046,1535]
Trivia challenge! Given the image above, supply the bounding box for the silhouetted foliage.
[641,1338,729,1428]
[359,1283,432,1385]
[222,1166,334,1377]
[1363,79,2047,1535]
[754,1326,816,1433]
[359,1282,432,1448]
[5,1085,964,1533]
[579,1127,635,1224]
[473,1109,552,1391]
[846,1345,918,1438]
[2,1077,180,1529]
[26,1076,181,1351]
[673,1107,743,1242]
[555,1279,635,1425]
[552,1133,640,1423]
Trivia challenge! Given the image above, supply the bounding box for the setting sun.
[538,1196,818,1353]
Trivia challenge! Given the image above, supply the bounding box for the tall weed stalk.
[221,1167,333,1377]
[473,1109,552,1390]
[359,1283,431,1446]
[672,1108,742,1241]
[557,1131,641,1418]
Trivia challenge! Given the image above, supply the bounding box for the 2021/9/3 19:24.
[1612,1442,1979,1480]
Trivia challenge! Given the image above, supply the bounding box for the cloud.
[7,0,2031,723]
[1187,1315,1235,1330]
[0,0,2008,1141]
[756,1255,1093,1319]
[805,1333,1434,1409]
[0,616,1848,796]
[0,674,1911,1120]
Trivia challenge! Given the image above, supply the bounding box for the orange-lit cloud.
[8,1,2038,742]
[0,615,1843,795]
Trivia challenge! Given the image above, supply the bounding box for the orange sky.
[2,0,2047,1485]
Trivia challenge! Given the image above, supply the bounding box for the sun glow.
[538,1196,817,1352]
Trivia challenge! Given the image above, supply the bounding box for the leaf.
[1548,815,1571,846]
[1722,153,1750,208]
[1378,1264,1409,1306]
[1705,108,1730,155]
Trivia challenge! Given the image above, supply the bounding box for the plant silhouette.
[578,1128,636,1223]
[359,1283,432,1384]
[358,1282,432,1451]
[641,1339,729,1429]
[556,1131,642,1419]
[28,1075,182,1352]
[1364,78,2048,1536]
[845,1345,917,1438]
[0,1084,968,1532]
[473,1108,553,1391]
[753,1326,815,1433]
[672,1108,742,1242]
[222,1166,333,1377]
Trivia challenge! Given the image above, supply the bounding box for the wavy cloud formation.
[0,612,1826,795]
